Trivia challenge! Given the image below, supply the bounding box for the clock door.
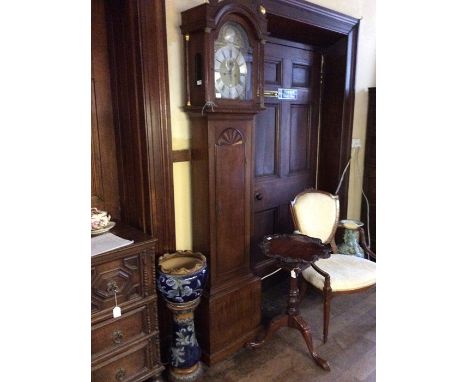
[213,21,253,101]
[251,38,322,276]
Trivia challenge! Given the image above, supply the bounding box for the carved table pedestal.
[247,233,331,371]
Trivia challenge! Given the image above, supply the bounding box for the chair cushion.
[302,254,376,292]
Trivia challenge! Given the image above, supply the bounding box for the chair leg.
[323,288,331,343]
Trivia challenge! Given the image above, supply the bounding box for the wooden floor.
[202,277,376,382]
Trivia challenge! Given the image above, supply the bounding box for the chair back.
[290,189,339,245]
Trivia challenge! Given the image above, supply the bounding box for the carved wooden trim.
[91,77,104,201]
[146,305,153,363]
[137,0,176,252]
[336,25,359,217]
[123,255,139,271]
[216,128,244,146]
[143,253,149,298]
[261,0,359,34]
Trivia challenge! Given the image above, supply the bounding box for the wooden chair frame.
[290,188,376,343]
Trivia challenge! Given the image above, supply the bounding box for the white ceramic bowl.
[91,208,111,230]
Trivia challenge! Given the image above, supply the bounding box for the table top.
[260,233,331,265]
[91,222,157,264]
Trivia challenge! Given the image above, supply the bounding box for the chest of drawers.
[91,226,164,382]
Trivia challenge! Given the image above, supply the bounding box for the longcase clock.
[181,0,267,365]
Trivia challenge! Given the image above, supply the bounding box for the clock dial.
[214,45,247,98]
[214,22,252,100]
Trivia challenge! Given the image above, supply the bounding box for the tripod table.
[247,233,331,371]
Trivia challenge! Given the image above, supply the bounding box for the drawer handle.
[115,368,126,381]
[107,280,119,294]
[255,192,263,201]
[112,330,124,344]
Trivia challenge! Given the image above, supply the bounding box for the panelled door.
[251,38,322,276]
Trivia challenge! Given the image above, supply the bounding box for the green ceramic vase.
[337,220,364,258]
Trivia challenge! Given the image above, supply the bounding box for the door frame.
[262,0,360,216]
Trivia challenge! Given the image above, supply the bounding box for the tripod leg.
[246,314,288,349]
[290,315,330,371]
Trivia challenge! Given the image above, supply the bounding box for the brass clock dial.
[214,22,252,100]
[214,45,247,99]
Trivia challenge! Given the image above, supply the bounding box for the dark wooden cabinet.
[91,226,164,382]
[361,87,376,251]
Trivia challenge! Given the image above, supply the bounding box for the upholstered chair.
[290,189,376,343]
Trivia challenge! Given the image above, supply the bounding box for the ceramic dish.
[338,219,364,228]
[91,221,116,236]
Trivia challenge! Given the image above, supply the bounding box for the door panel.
[289,104,311,174]
[292,64,310,87]
[251,207,278,268]
[264,59,282,85]
[254,104,279,178]
[252,39,321,276]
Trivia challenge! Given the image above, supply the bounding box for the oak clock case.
[180,0,267,365]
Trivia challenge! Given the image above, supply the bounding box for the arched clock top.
[212,3,267,42]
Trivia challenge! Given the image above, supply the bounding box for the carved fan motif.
[217,128,243,146]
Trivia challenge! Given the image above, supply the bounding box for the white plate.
[91,221,116,236]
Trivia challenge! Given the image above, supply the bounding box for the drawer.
[92,340,150,382]
[92,306,147,357]
[92,253,155,313]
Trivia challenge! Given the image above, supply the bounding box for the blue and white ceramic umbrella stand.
[157,251,208,382]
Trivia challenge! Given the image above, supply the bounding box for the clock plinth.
[197,274,262,365]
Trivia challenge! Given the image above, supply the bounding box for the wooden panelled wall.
[91,0,120,219]
[106,0,175,252]
[91,0,175,253]
[91,0,175,364]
